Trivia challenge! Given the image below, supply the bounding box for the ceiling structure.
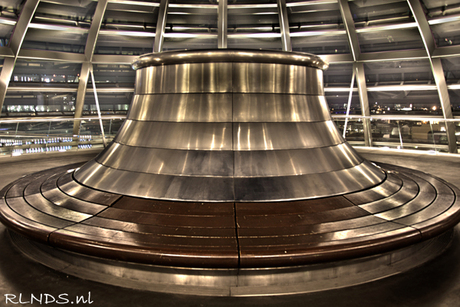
[0,0,460,152]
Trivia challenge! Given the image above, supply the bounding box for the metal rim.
[132,49,329,70]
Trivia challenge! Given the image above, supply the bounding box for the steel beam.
[153,0,169,53]
[84,0,108,62]
[0,0,40,118]
[338,0,360,61]
[408,0,457,153]
[73,0,108,135]
[218,0,227,49]
[277,0,292,52]
[407,0,435,56]
[354,62,373,147]
[73,62,92,136]
[431,58,458,153]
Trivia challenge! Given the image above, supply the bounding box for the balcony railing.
[0,115,459,158]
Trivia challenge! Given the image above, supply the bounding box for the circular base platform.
[1,162,460,269]
[9,229,453,296]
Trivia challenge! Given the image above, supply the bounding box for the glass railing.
[332,115,460,153]
[0,116,125,157]
[0,115,459,158]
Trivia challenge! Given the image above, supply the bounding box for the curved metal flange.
[132,49,328,70]
[9,229,453,297]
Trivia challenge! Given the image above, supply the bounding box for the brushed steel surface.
[75,160,235,201]
[233,94,331,122]
[115,120,232,150]
[233,121,344,150]
[233,161,386,202]
[128,93,232,122]
[96,142,234,177]
[73,49,386,201]
[135,63,233,94]
[233,143,363,177]
[232,63,323,95]
[74,160,384,202]
[132,49,328,70]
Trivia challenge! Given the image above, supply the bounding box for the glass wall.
[1,0,460,154]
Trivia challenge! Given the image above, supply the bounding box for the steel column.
[408,0,457,153]
[0,0,39,117]
[153,0,169,53]
[218,0,227,49]
[73,0,108,135]
[338,0,360,61]
[354,62,373,147]
[277,0,292,52]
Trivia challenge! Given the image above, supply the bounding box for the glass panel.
[357,28,424,53]
[0,0,24,46]
[333,116,453,152]
[11,60,81,86]
[227,1,282,50]
[324,63,353,87]
[333,118,365,145]
[349,0,413,26]
[91,64,136,88]
[369,119,450,152]
[95,1,158,55]
[364,59,433,85]
[288,1,348,54]
[83,92,133,116]
[422,0,460,18]
[367,90,441,115]
[442,57,460,115]
[0,117,126,156]
[326,92,361,115]
[21,1,97,53]
[448,89,460,116]
[430,20,460,47]
[3,92,77,117]
[348,1,425,53]
[163,0,218,50]
[0,24,14,46]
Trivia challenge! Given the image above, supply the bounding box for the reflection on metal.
[218,0,227,48]
[89,68,107,147]
[75,49,385,201]
[338,0,360,61]
[354,62,373,147]
[153,0,169,53]
[277,0,292,52]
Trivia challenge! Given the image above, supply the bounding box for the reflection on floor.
[0,148,460,306]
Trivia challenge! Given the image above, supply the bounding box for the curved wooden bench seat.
[1,162,459,268]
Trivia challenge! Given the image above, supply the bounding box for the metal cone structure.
[75,49,385,202]
[2,49,460,296]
